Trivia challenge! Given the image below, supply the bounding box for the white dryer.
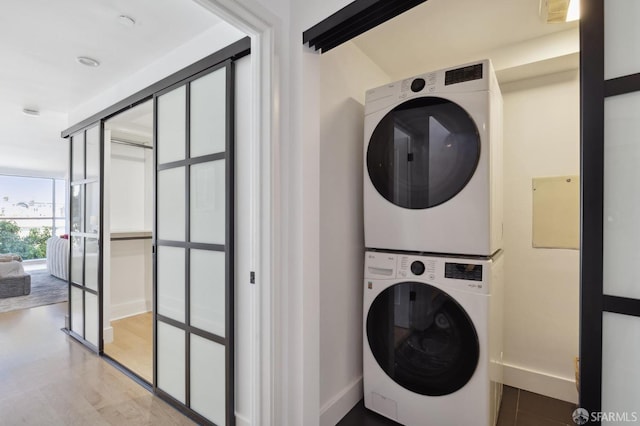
[364,60,503,256]
[363,250,503,426]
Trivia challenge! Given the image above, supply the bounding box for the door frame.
[578,0,604,416]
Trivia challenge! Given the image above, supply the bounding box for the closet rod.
[111,138,153,150]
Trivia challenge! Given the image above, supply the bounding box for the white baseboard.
[103,326,114,344]
[235,413,250,426]
[320,377,363,426]
[111,299,151,321]
[503,362,578,404]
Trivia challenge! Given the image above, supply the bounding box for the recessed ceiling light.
[22,108,40,117]
[118,15,136,28]
[77,56,100,67]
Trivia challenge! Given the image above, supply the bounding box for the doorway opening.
[103,99,154,383]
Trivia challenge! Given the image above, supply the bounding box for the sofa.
[0,255,31,298]
[46,236,69,280]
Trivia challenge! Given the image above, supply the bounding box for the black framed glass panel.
[155,61,234,426]
[68,124,103,351]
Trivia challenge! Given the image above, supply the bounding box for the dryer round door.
[367,97,480,209]
[366,281,479,396]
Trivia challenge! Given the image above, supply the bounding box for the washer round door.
[366,282,479,396]
[367,97,480,210]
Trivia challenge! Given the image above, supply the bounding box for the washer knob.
[411,78,426,92]
[411,260,425,276]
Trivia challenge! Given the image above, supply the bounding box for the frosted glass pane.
[157,322,185,403]
[71,237,84,285]
[190,250,225,336]
[70,185,84,233]
[157,246,185,322]
[190,67,226,157]
[157,86,186,164]
[602,312,640,424]
[603,93,640,299]
[157,167,185,241]
[85,292,99,347]
[71,286,83,336]
[72,132,85,182]
[190,334,226,425]
[190,161,225,244]
[86,125,100,181]
[605,0,640,79]
[85,238,99,291]
[86,182,100,235]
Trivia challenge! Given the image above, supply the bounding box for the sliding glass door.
[69,123,103,351]
[154,60,234,425]
[581,0,640,422]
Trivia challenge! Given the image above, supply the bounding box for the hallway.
[0,302,194,425]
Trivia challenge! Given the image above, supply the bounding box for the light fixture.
[22,108,40,117]
[566,0,580,22]
[118,15,136,28]
[76,56,100,67]
[541,0,580,23]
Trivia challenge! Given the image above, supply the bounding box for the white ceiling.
[0,0,223,114]
[0,0,578,121]
[352,0,579,80]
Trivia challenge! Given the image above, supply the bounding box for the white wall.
[110,144,152,232]
[107,143,153,321]
[0,100,68,178]
[318,41,390,426]
[109,239,153,319]
[501,70,580,403]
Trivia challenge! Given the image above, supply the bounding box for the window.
[0,174,67,259]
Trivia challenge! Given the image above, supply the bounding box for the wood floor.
[0,302,194,425]
[104,312,153,383]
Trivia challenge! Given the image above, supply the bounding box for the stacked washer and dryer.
[362,60,504,426]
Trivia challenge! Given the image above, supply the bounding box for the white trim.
[320,377,363,426]
[110,299,152,321]
[236,413,251,426]
[192,2,280,425]
[103,326,114,344]
[503,362,578,404]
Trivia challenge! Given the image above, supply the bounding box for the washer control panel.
[365,251,491,294]
[410,260,425,275]
[444,262,483,281]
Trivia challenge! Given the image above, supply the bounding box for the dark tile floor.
[337,386,577,426]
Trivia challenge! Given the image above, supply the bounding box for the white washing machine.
[363,250,503,426]
[364,60,503,256]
